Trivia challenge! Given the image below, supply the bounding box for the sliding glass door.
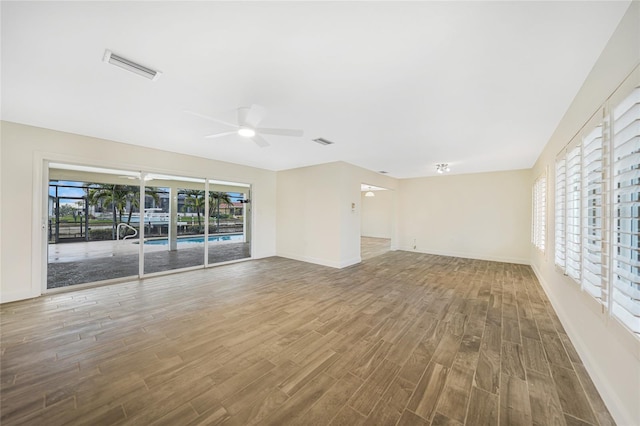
[47,166,141,288]
[46,163,252,290]
[143,176,207,274]
[207,181,251,264]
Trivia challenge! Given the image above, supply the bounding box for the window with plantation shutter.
[581,123,606,300]
[611,86,640,334]
[555,158,566,268]
[566,145,582,282]
[553,71,639,339]
[532,174,546,251]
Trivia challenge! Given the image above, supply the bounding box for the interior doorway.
[360,184,392,260]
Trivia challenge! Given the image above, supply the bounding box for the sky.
[49,180,245,204]
[48,180,86,199]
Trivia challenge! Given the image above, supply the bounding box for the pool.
[143,234,243,245]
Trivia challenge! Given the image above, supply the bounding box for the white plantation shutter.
[581,123,606,300]
[532,174,546,251]
[611,86,640,334]
[553,71,640,339]
[555,157,566,269]
[566,145,582,282]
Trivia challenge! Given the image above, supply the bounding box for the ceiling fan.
[186,104,304,147]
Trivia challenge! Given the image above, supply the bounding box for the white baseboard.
[339,256,361,268]
[396,246,530,265]
[530,264,637,426]
[0,289,40,304]
[276,253,362,269]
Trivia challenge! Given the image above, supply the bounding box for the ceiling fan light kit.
[186,104,303,148]
[238,127,256,138]
[436,163,450,174]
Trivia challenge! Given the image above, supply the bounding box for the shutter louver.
[566,145,582,282]
[532,175,546,252]
[581,124,606,300]
[612,87,640,334]
[555,158,566,269]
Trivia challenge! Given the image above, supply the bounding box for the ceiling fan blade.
[244,104,266,128]
[204,131,238,139]
[237,107,249,127]
[185,110,238,129]
[257,127,304,137]
[251,134,270,148]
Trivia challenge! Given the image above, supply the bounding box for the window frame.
[553,73,640,338]
[532,172,547,252]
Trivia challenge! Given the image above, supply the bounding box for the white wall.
[277,161,397,268]
[361,190,393,239]
[0,121,277,303]
[340,163,398,264]
[530,3,640,425]
[276,162,344,267]
[397,169,531,264]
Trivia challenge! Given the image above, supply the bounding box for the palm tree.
[183,190,206,231]
[209,191,233,232]
[88,184,158,239]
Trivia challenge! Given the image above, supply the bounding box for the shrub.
[89,228,113,241]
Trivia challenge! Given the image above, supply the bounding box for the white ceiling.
[1,1,630,178]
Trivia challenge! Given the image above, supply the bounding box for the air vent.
[103,50,161,81]
[312,138,334,146]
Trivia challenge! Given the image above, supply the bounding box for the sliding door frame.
[34,154,253,296]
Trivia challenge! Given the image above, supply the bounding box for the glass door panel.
[143,176,206,274]
[47,166,140,289]
[207,182,251,264]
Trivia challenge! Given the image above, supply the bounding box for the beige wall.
[530,3,640,424]
[276,162,344,267]
[340,163,399,262]
[276,162,397,267]
[0,121,277,303]
[361,190,393,239]
[397,170,531,264]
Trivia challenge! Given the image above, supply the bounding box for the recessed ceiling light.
[238,128,256,138]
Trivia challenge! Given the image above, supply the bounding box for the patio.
[47,239,250,288]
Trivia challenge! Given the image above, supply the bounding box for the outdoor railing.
[117,223,139,241]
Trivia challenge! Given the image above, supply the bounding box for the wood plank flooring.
[0,252,615,425]
[360,237,391,261]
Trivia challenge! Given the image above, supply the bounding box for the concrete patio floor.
[47,239,250,288]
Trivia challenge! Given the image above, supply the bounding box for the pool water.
[144,234,243,245]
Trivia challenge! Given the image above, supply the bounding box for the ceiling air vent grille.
[312,138,334,146]
[103,50,161,81]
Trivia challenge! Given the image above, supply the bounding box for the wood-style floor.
[361,237,391,261]
[0,252,615,425]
